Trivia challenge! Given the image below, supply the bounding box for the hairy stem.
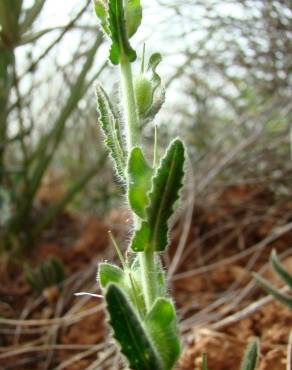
[119,54,157,311]
[140,249,156,310]
[119,56,140,150]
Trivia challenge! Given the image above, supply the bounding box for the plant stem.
[119,54,156,310]
[119,56,140,150]
[140,249,156,310]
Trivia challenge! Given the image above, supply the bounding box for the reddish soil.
[0,184,291,370]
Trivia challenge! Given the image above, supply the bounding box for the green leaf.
[145,298,180,370]
[93,0,110,35]
[131,223,150,252]
[105,284,162,370]
[98,262,145,313]
[202,353,208,370]
[145,52,165,122]
[108,0,136,64]
[147,52,162,92]
[253,272,292,308]
[128,147,152,218]
[240,337,259,370]
[137,52,164,123]
[131,138,185,252]
[96,84,126,178]
[270,249,292,288]
[98,262,124,287]
[93,0,141,40]
[125,0,142,37]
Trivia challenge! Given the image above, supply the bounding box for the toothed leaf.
[108,0,136,64]
[128,147,152,218]
[145,298,180,369]
[240,337,259,370]
[253,272,292,308]
[270,249,292,288]
[93,0,110,35]
[125,0,142,37]
[105,284,162,370]
[131,138,185,252]
[96,84,126,178]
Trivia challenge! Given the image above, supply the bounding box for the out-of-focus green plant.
[25,255,65,294]
[0,1,106,253]
[93,0,184,368]
[201,338,259,370]
[240,338,259,370]
[253,249,292,308]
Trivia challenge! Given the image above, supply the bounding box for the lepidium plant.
[92,0,185,369]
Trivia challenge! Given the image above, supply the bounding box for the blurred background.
[0,1,291,369]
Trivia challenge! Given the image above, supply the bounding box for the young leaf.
[98,262,125,288]
[147,52,162,93]
[128,147,152,218]
[270,249,292,288]
[131,138,185,252]
[253,272,292,308]
[96,84,126,178]
[136,52,165,123]
[144,298,180,370]
[108,0,136,64]
[240,337,259,370]
[93,0,110,35]
[125,0,142,38]
[99,262,145,313]
[105,284,162,370]
[145,52,165,122]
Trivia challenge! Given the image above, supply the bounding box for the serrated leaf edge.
[96,83,126,179]
[131,138,185,252]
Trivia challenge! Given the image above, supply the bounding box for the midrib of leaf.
[113,0,124,57]
[107,285,162,369]
[150,145,178,250]
[103,87,126,165]
[113,0,132,61]
[120,302,156,369]
[109,102,126,160]
[110,111,125,165]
